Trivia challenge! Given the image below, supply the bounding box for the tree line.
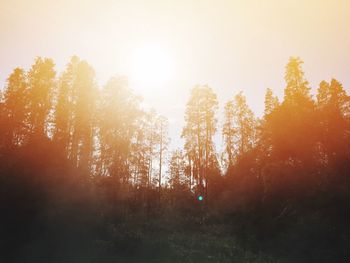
[1,56,350,202]
[0,56,169,194]
[1,56,350,262]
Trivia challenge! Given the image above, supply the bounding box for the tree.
[265,57,316,162]
[259,58,318,204]
[144,109,158,188]
[316,79,350,168]
[130,112,151,186]
[284,57,312,107]
[27,57,56,137]
[264,88,279,116]
[182,85,218,198]
[223,100,235,168]
[223,91,256,167]
[183,124,198,191]
[98,76,141,182]
[69,58,98,171]
[156,115,169,199]
[53,56,79,157]
[53,56,98,172]
[258,88,280,157]
[168,149,187,189]
[1,68,28,148]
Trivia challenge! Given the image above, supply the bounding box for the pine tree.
[317,79,349,162]
[168,149,186,189]
[27,57,56,137]
[266,57,316,162]
[53,56,79,157]
[284,57,312,107]
[182,85,218,198]
[1,68,28,147]
[223,100,235,167]
[70,59,98,171]
[264,88,279,116]
[223,91,256,166]
[156,115,169,198]
[98,76,140,181]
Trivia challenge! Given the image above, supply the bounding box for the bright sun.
[129,43,174,91]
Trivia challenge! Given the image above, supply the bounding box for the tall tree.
[71,59,98,171]
[182,85,218,198]
[53,56,98,172]
[223,91,256,166]
[27,57,56,137]
[284,57,312,107]
[258,88,280,156]
[98,76,141,181]
[131,113,152,186]
[1,68,28,148]
[156,115,169,199]
[265,57,316,162]
[264,88,279,116]
[223,100,235,168]
[317,79,349,165]
[145,109,158,187]
[53,56,79,156]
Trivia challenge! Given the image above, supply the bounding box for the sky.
[1,0,350,150]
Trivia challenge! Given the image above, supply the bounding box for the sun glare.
[129,43,174,91]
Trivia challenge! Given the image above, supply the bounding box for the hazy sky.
[1,0,350,149]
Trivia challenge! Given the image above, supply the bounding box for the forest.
[1,56,350,262]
